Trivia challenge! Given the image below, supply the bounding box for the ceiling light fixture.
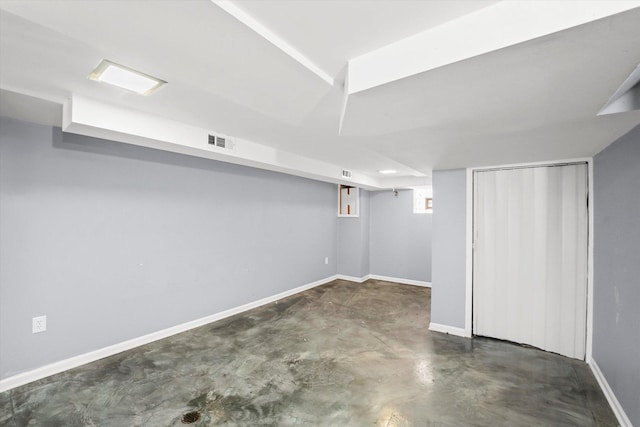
[379,170,397,174]
[88,60,166,96]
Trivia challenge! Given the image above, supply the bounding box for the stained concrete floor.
[1,279,617,426]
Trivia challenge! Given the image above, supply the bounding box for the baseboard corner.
[335,274,369,283]
[588,357,632,427]
[368,274,431,287]
[428,322,468,337]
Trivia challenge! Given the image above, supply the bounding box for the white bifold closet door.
[473,163,588,359]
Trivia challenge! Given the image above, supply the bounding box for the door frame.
[464,158,593,361]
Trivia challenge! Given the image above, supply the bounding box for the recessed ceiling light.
[88,60,166,96]
[379,169,397,174]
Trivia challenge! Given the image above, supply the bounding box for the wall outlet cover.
[32,315,47,334]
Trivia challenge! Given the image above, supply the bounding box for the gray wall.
[593,125,640,426]
[336,190,370,278]
[430,169,467,329]
[369,189,432,282]
[0,117,338,379]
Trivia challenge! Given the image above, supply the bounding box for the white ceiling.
[225,0,499,79]
[1,0,639,189]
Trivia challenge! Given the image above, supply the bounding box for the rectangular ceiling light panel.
[88,60,166,96]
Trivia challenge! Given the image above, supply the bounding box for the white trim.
[429,322,468,337]
[465,168,473,337]
[467,157,592,172]
[335,274,370,283]
[0,275,338,393]
[589,358,632,427]
[586,158,594,362]
[367,274,431,288]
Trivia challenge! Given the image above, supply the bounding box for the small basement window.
[413,187,433,214]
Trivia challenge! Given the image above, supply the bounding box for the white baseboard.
[0,275,338,393]
[588,357,632,427]
[336,274,432,288]
[335,274,370,283]
[429,322,469,337]
[368,274,431,287]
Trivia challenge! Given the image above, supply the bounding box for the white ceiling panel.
[228,0,499,79]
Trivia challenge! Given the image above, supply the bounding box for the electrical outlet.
[325,257,329,265]
[32,316,46,334]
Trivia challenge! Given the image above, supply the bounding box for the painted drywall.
[336,190,370,278]
[0,117,337,379]
[430,169,467,329]
[369,189,432,282]
[593,124,640,426]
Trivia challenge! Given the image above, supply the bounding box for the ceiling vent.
[341,169,353,179]
[208,134,234,150]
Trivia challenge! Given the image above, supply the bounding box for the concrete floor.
[0,279,617,426]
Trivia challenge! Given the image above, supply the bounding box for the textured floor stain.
[0,279,617,426]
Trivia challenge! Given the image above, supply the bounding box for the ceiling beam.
[347,0,640,95]
[62,95,430,190]
[211,0,335,86]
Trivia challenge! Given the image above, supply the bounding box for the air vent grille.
[207,134,233,151]
[341,169,353,179]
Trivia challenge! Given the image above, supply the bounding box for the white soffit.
[347,0,640,94]
[0,89,61,127]
[62,95,428,191]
